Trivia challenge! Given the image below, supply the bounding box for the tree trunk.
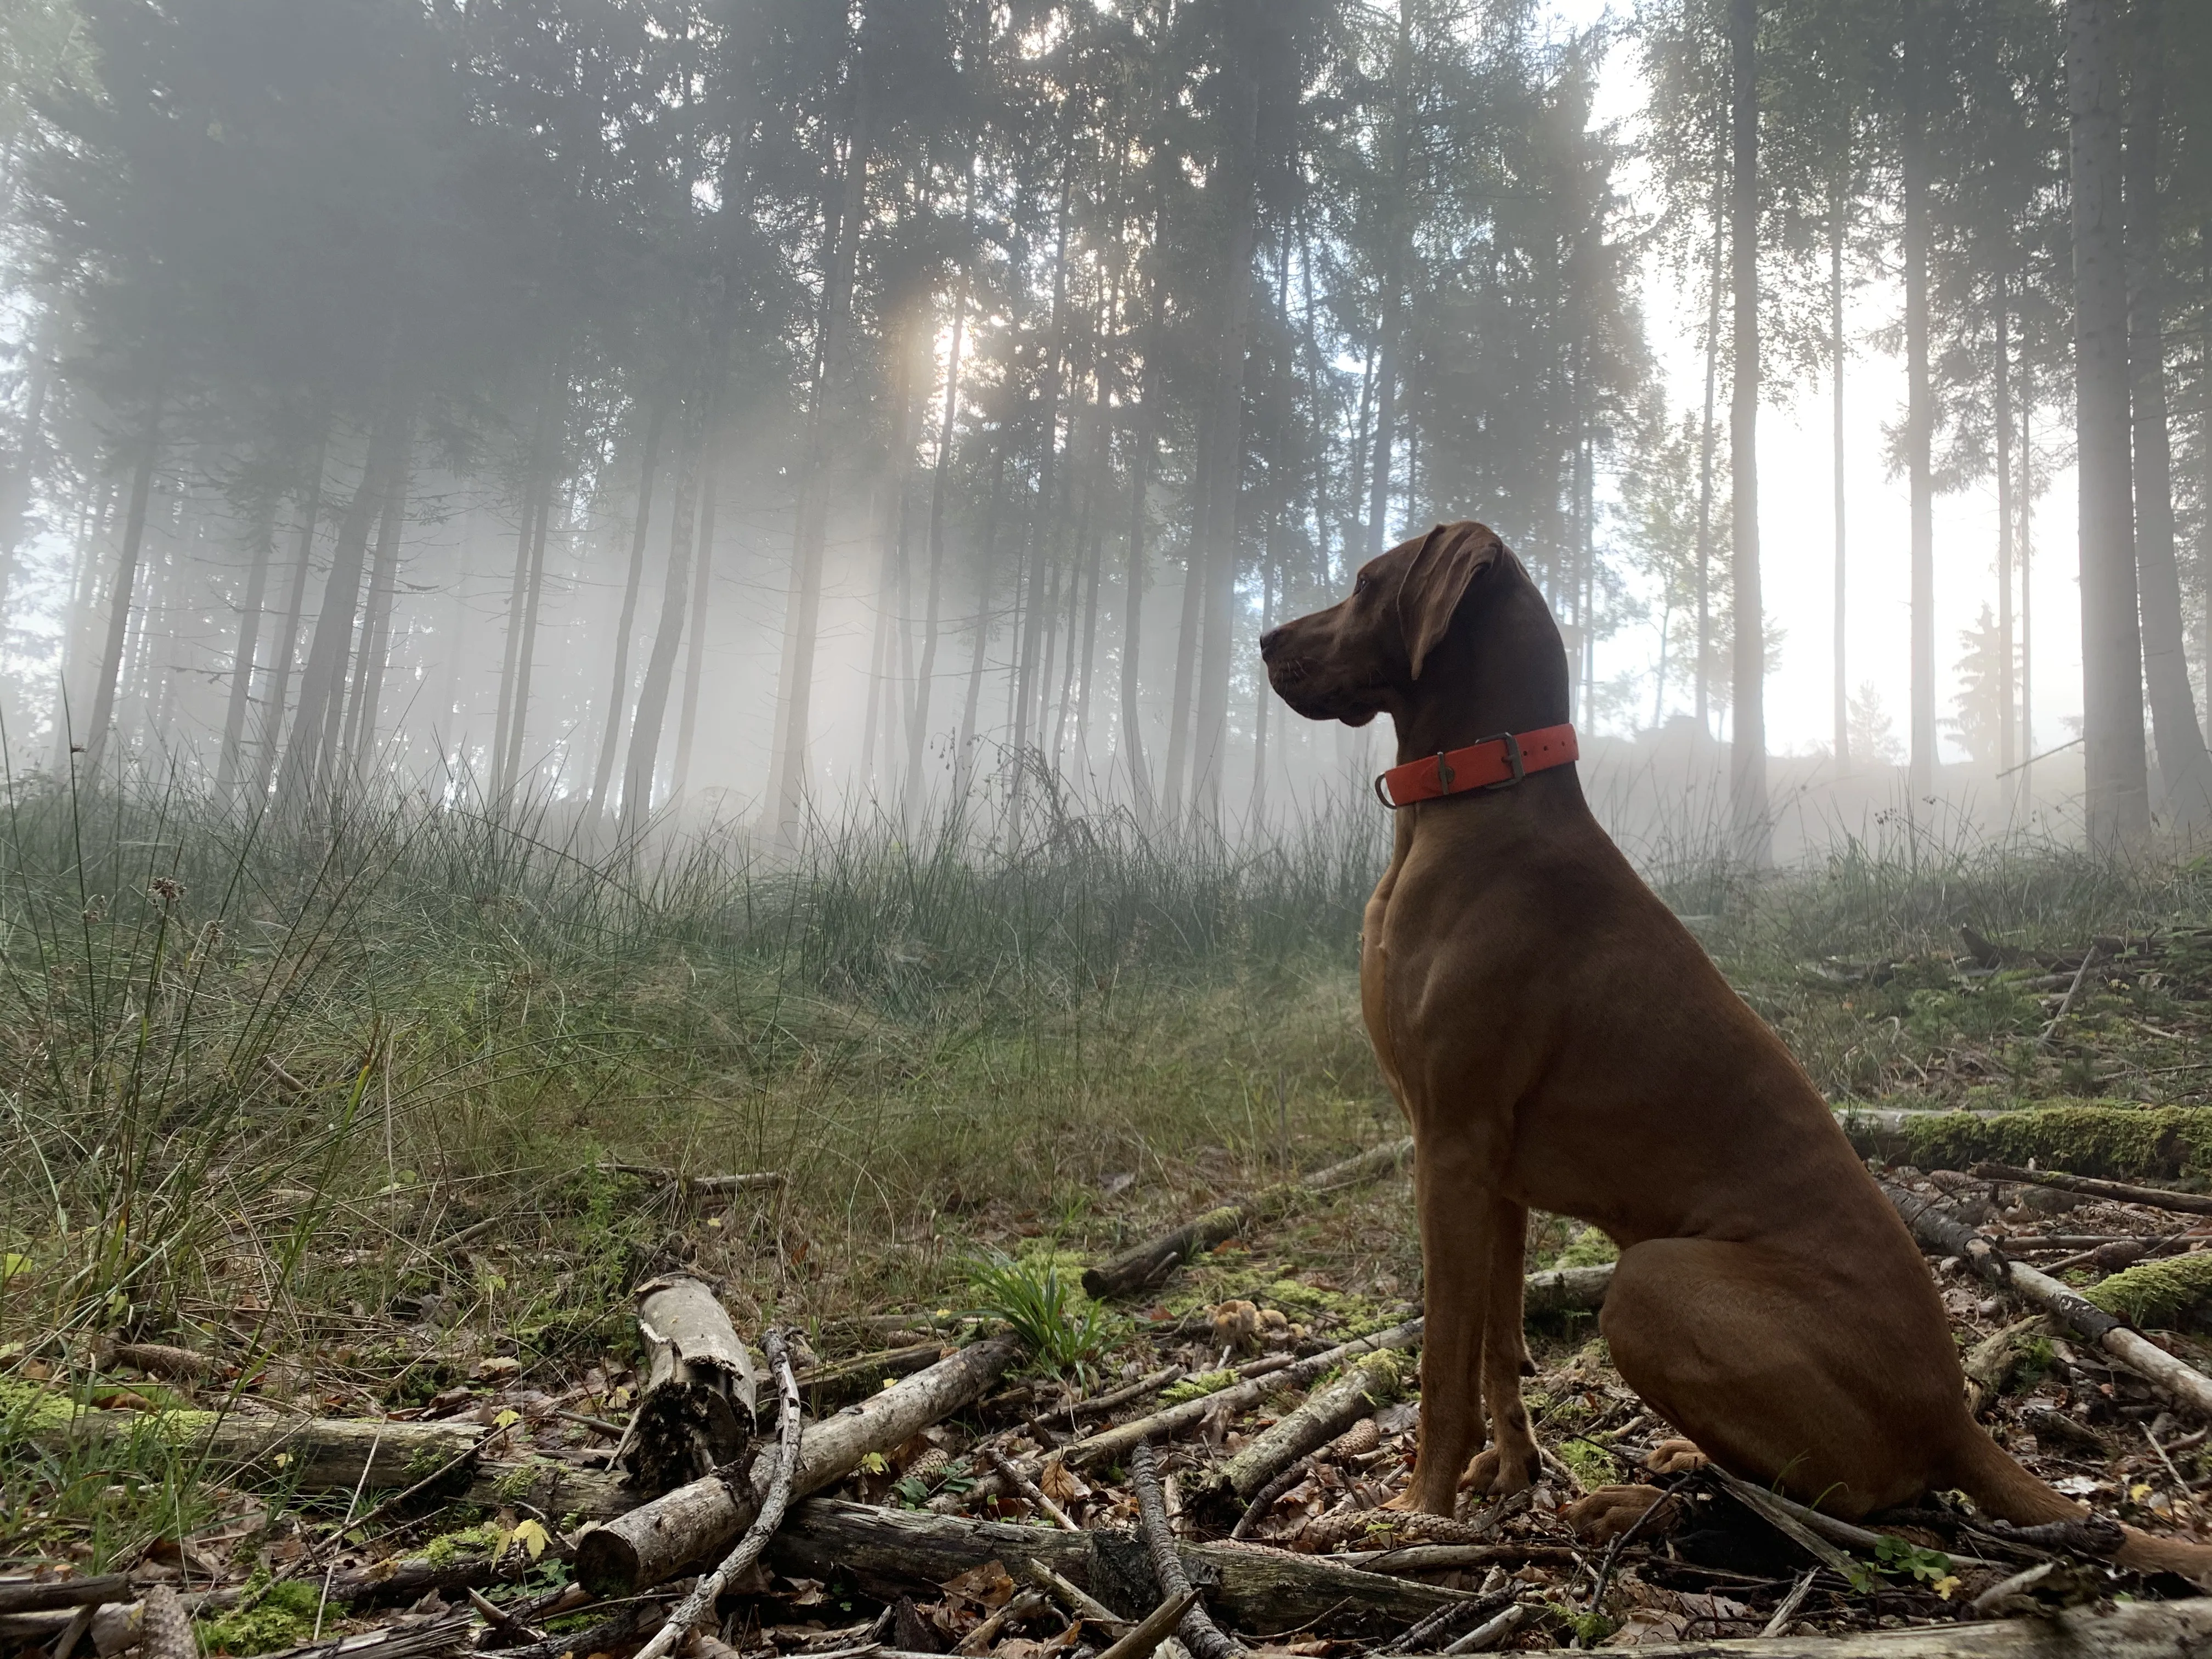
[281,396,409,807]
[1119,353,1158,820]
[669,442,718,810]
[1831,188,1849,766]
[497,461,557,802]
[2069,0,2151,848]
[1903,0,1936,797]
[770,35,870,844]
[215,490,278,801]
[1011,172,1076,837]
[906,276,968,824]
[0,326,52,622]
[253,413,330,802]
[590,398,668,830]
[488,448,543,803]
[81,378,166,776]
[2020,357,2035,765]
[1188,19,1263,826]
[1728,0,1768,864]
[342,445,410,787]
[2123,0,2212,827]
[955,445,1006,802]
[621,414,703,837]
[1994,274,2017,783]
[1695,158,1724,738]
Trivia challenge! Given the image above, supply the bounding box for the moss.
[1554,1437,1620,1489]
[198,1577,321,1656]
[1565,1610,1619,1646]
[421,1521,507,1566]
[2087,1252,2212,1327]
[0,1379,82,1432]
[1853,1103,2212,1180]
[1548,1226,1618,1271]
[1160,1369,1235,1406]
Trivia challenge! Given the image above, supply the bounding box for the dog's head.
[1260,521,1509,726]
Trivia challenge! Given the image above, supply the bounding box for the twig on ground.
[981,1445,1080,1531]
[1969,1162,2212,1217]
[1131,1442,1243,1659]
[2039,946,2100,1049]
[1229,1455,1313,1541]
[1758,1568,1818,1638]
[1022,1560,1126,1630]
[1091,1591,1199,1659]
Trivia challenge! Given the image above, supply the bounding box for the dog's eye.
[1354,574,1370,596]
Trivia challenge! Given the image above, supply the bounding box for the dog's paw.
[1460,1444,1539,1498]
[1643,1438,1709,1475]
[1379,1485,1421,1513]
[1562,1483,1680,1545]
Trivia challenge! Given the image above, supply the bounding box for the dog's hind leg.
[1463,1199,1540,1498]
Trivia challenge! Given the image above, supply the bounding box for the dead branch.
[1968,1162,2212,1217]
[800,1343,947,1410]
[1132,1441,1244,1659]
[1882,1179,2212,1418]
[1093,1590,1199,1659]
[575,1336,1022,1598]
[1082,1139,1414,1299]
[982,1444,1080,1531]
[1060,1318,1425,1471]
[629,1273,762,1492]
[0,1578,133,1615]
[1193,1348,1407,1527]
[633,1330,803,1659]
[599,1162,786,1195]
[1558,1597,2212,1656]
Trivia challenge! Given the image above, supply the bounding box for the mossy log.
[1592,1596,2212,1657]
[24,1408,634,1520]
[1837,1104,2212,1181]
[764,1497,1472,1637]
[574,1337,1021,1598]
[1082,1139,1414,1299]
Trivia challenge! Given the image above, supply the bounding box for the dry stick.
[2039,945,2100,1049]
[1195,1347,1406,1525]
[1380,1591,1514,1656]
[1705,1467,2004,1571]
[1438,1603,1523,1655]
[0,1581,133,1616]
[981,1445,1080,1531]
[1967,1162,2212,1218]
[634,1334,805,1659]
[1131,1442,1244,1659]
[1881,1179,2212,1419]
[1082,1139,1414,1299]
[1029,1365,1188,1433]
[1092,1591,1199,1659]
[1758,1568,1819,1639]
[1023,1560,1126,1630]
[1229,1455,1313,1541]
[1062,1318,1426,1472]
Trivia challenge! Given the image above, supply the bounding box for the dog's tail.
[1949,1423,2212,1583]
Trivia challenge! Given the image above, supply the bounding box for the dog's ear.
[1397,522,1501,679]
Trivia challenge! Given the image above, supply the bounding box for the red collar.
[1373,724,1578,809]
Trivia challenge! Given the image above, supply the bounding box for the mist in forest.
[0,0,2205,859]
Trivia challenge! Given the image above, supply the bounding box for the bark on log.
[1083,1140,1414,1299]
[1969,1162,2212,1217]
[800,1344,946,1410]
[1192,1349,1409,1526]
[575,1337,1021,1598]
[1558,1596,2212,1657]
[1060,1320,1426,1472]
[629,1273,762,1492]
[0,1577,133,1615]
[764,1497,1474,1636]
[1881,1180,2212,1419]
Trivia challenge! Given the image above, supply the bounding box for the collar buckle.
[1479,731,1525,791]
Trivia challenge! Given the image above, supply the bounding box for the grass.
[8,769,2212,1573]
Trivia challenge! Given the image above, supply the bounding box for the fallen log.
[1083,1140,1415,1299]
[1881,1179,2212,1419]
[1059,1319,1426,1472]
[600,1163,786,1195]
[575,1336,1021,1597]
[800,1342,947,1410]
[0,1577,133,1615]
[1556,1596,2212,1657]
[1838,1103,2212,1181]
[1192,1348,1409,1527]
[628,1273,761,1492]
[765,1497,1474,1635]
[1969,1162,2212,1218]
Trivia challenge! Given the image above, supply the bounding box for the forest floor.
[10,799,2212,1652]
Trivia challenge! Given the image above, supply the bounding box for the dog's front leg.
[1465,1198,1540,1496]
[1394,1147,1490,1516]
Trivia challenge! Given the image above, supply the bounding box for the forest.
[20,4,2212,1657]
[0,0,2203,849]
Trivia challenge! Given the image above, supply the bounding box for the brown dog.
[1260,520,2212,1579]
